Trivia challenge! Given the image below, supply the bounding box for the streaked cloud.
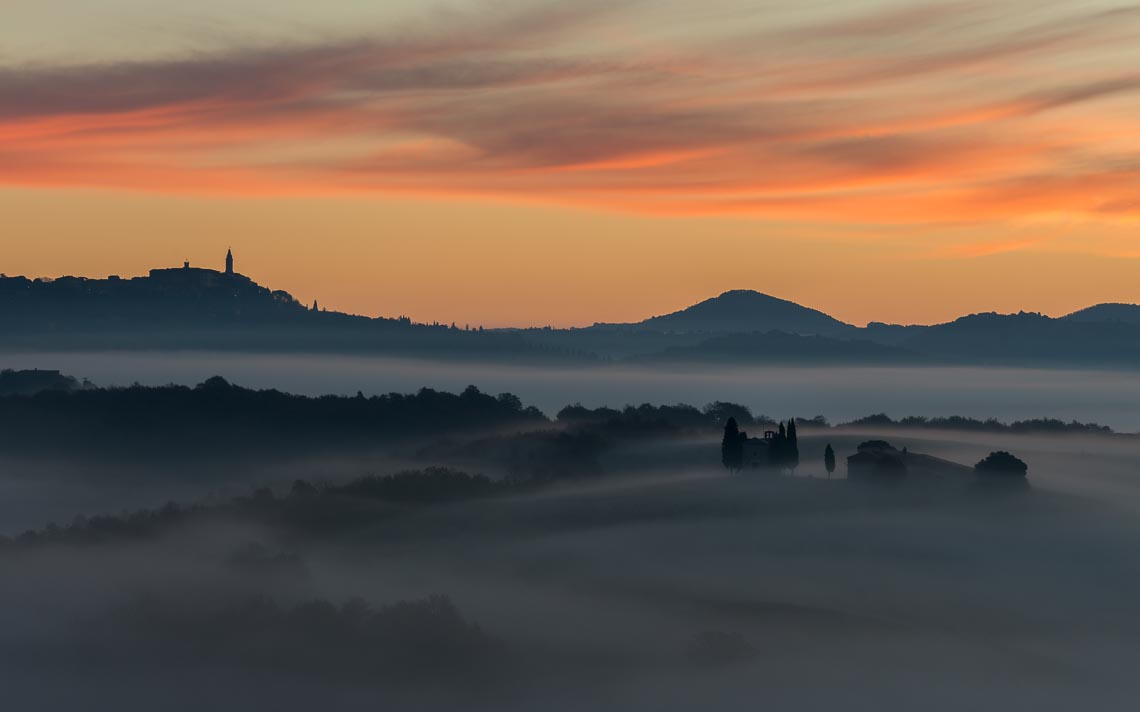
[2,0,1139,226]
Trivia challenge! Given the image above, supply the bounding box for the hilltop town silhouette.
[3,253,1140,365]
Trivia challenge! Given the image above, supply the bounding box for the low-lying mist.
[4,420,1140,710]
[6,351,1140,429]
[3,368,1140,709]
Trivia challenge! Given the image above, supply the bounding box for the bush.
[974,451,1028,477]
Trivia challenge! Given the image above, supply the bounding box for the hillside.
[5,268,1140,367]
[1063,303,1140,326]
[596,290,854,336]
[0,272,592,363]
[894,311,1140,365]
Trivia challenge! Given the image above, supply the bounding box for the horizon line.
[3,261,1132,331]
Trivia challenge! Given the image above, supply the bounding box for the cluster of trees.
[842,413,1113,435]
[558,400,784,437]
[0,467,513,549]
[974,451,1029,477]
[324,467,505,502]
[559,403,1112,439]
[0,379,547,460]
[721,417,800,473]
[434,428,607,482]
[0,368,88,396]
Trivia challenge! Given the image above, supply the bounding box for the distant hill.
[0,270,592,363]
[633,331,918,364]
[597,290,854,336]
[893,311,1140,365]
[1062,303,1140,327]
[5,264,1140,367]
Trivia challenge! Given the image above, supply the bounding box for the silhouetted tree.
[704,402,755,427]
[786,419,799,474]
[767,422,784,469]
[824,444,835,479]
[974,451,1028,477]
[721,418,744,472]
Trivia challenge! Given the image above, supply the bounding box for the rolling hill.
[596,290,855,336]
[1062,303,1140,327]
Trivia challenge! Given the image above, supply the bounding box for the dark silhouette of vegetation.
[824,444,835,479]
[722,417,744,472]
[0,467,515,549]
[433,429,607,482]
[842,413,1113,435]
[847,450,907,480]
[786,419,800,473]
[974,451,1028,477]
[760,419,800,472]
[0,379,546,461]
[326,467,504,502]
[0,368,87,395]
[555,406,1118,438]
[558,401,771,436]
[0,369,1121,475]
[704,401,764,428]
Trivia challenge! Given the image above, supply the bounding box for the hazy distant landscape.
[5,272,1140,709]
[3,370,1140,710]
[7,267,1140,367]
[5,352,1140,430]
[4,261,1140,711]
[7,0,1140,707]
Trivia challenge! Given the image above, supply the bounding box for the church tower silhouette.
[225,248,234,275]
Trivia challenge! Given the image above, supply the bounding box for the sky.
[2,0,1140,327]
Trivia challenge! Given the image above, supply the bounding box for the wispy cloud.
[2,0,1139,227]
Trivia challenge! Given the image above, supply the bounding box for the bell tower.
[225,248,234,275]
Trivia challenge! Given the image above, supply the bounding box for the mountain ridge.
[3,268,1139,366]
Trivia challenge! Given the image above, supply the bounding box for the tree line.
[0,378,546,460]
[721,417,801,473]
[0,467,512,549]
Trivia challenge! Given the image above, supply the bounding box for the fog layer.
[5,352,1140,429]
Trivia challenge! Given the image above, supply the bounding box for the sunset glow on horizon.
[4,0,1140,327]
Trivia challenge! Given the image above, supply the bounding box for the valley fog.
[4,360,1140,711]
[4,426,1140,710]
[6,351,1140,430]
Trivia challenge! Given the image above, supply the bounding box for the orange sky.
[2,0,1139,326]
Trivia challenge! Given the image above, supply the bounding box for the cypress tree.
[722,418,743,472]
[787,419,800,473]
[824,444,836,479]
[770,422,787,469]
